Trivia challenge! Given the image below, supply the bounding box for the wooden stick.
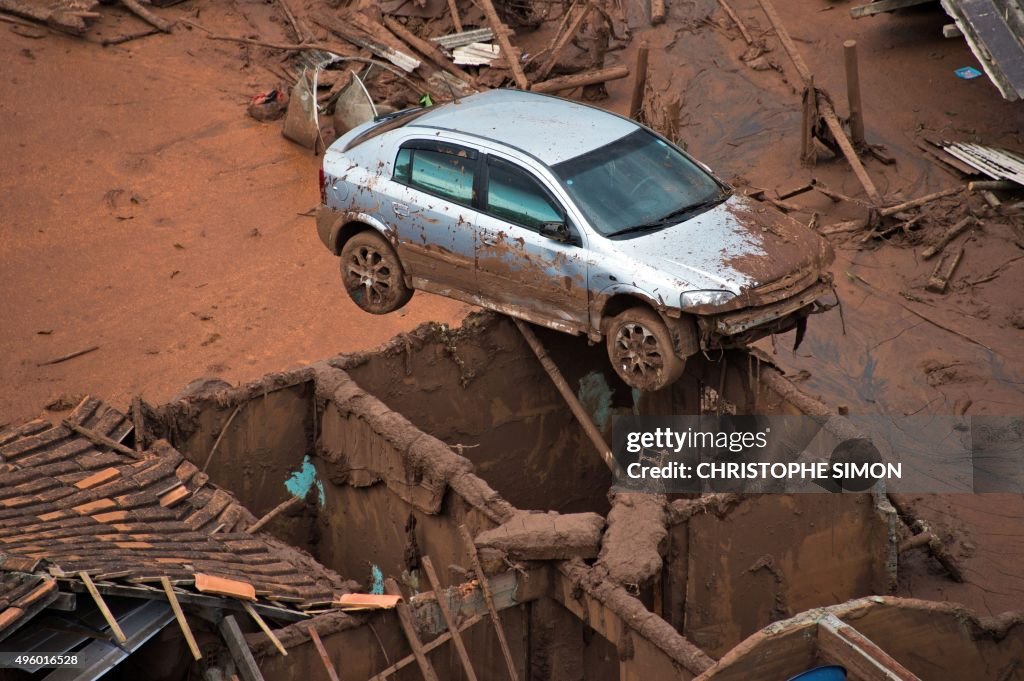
[921,217,975,259]
[384,578,441,681]
[818,97,881,203]
[717,0,752,44]
[131,395,146,452]
[421,557,480,681]
[446,0,464,33]
[536,2,593,81]
[243,601,288,657]
[63,419,146,459]
[800,78,817,166]
[246,496,303,534]
[458,525,520,681]
[628,44,649,120]
[383,16,475,85]
[313,14,420,73]
[203,404,242,473]
[531,64,630,93]
[514,319,618,473]
[161,576,202,661]
[968,180,1019,192]
[819,220,864,235]
[880,187,963,217]
[37,345,99,367]
[220,615,266,681]
[756,0,812,84]
[650,0,666,25]
[307,626,341,681]
[477,0,529,89]
[80,571,127,644]
[121,0,173,33]
[276,0,309,42]
[101,28,160,46]
[367,614,484,681]
[843,40,866,149]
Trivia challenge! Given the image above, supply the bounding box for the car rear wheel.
[606,307,686,391]
[340,231,413,314]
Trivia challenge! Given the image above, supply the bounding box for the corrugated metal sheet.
[430,28,495,50]
[941,141,1024,185]
[453,42,501,66]
[941,0,1024,101]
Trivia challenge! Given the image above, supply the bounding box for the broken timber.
[307,627,341,681]
[121,0,173,33]
[384,578,441,681]
[383,16,476,86]
[0,0,99,34]
[421,556,480,681]
[536,2,594,81]
[220,614,267,681]
[757,0,881,203]
[161,576,202,661]
[476,0,530,89]
[921,216,976,259]
[63,419,146,460]
[246,496,303,534]
[817,614,923,680]
[531,64,630,94]
[313,15,421,73]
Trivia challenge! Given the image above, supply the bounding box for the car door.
[475,155,590,332]
[388,139,480,302]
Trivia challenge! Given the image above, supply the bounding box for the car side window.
[485,157,564,230]
[394,143,476,206]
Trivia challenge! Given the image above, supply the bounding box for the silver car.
[316,90,835,391]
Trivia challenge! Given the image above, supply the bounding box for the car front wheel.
[606,307,686,391]
[340,231,413,314]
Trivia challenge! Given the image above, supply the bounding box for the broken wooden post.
[476,0,530,89]
[458,524,520,681]
[242,601,288,657]
[63,420,146,460]
[921,216,976,259]
[121,0,173,33]
[629,44,649,121]
[307,627,341,681]
[651,0,666,25]
[80,571,127,644]
[843,40,866,149]
[131,396,146,452]
[879,186,964,217]
[421,556,480,681]
[530,64,630,94]
[536,2,594,81]
[161,577,202,661]
[801,76,817,166]
[447,0,464,33]
[220,615,266,681]
[926,248,964,293]
[513,319,618,473]
[384,578,441,681]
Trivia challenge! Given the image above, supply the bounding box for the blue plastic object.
[786,666,847,681]
[954,66,983,79]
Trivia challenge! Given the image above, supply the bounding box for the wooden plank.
[458,524,520,681]
[756,0,812,85]
[476,0,529,89]
[131,396,145,452]
[421,556,480,681]
[384,578,441,681]
[79,571,127,644]
[446,0,463,32]
[63,419,146,460]
[819,95,881,202]
[629,44,650,120]
[531,65,630,93]
[307,626,341,681]
[879,186,963,217]
[817,614,921,680]
[242,601,288,657]
[921,216,975,259]
[220,614,266,681]
[160,576,202,661]
[849,0,934,19]
[367,614,485,681]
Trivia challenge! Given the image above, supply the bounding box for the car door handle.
[392,203,410,217]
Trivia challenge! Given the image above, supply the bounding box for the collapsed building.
[1,313,1022,680]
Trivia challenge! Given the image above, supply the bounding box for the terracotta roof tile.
[73,467,121,490]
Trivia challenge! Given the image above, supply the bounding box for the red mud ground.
[1,0,1022,617]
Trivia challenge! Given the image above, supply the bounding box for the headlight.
[680,290,736,308]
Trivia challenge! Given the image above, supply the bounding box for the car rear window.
[485,158,563,230]
[408,149,475,205]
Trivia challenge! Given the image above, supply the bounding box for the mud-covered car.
[316,89,835,390]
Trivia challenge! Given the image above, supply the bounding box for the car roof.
[407,89,640,166]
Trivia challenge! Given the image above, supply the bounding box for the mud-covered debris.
[475,510,605,560]
[248,89,289,122]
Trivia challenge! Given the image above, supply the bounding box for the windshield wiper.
[609,192,729,238]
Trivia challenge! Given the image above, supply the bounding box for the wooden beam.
[476,0,530,89]
[220,615,266,681]
[756,0,812,85]
[421,556,480,681]
[131,396,146,452]
[446,0,463,33]
[246,496,303,534]
[79,571,127,644]
[307,626,341,681]
[844,40,866,148]
[458,524,520,681]
[513,319,618,474]
[64,420,146,459]
[818,100,881,202]
[850,0,934,19]
[921,216,975,259]
[718,0,753,44]
[880,186,963,217]
[242,601,288,657]
[531,64,630,93]
[629,44,650,121]
[384,578,441,681]
[161,577,202,661]
[121,0,173,33]
[536,3,594,81]
[817,614,921,680]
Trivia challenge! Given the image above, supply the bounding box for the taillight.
[319,166,327,204]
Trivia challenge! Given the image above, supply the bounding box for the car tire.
[340,231,413,314]
[606,307,686,391]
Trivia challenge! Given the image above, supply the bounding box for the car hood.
[606,194,828,294]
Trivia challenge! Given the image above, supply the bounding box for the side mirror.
[540,221,573,244]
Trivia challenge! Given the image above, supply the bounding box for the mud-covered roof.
[0,397,348,635]
[410,89,638,165]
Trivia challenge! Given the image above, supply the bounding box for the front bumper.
[698,279,836,343]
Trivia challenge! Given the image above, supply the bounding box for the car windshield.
[552,129,726,237]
